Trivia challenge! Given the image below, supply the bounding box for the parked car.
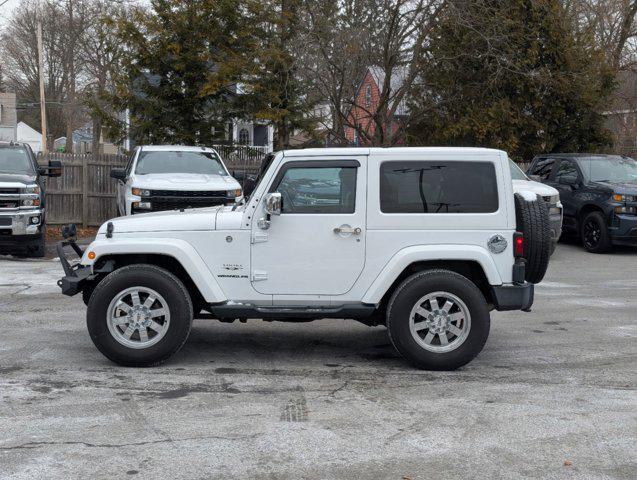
[528,154,637,253]
[110,145,243,216]
[0,142,61,257]
[59,147,552,370]
[509,160,562,254]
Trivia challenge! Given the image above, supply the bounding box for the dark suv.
[527,154,637,253]
[0,142,61,257]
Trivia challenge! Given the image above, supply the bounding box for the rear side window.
[380,161,498,213]
[529,158,555,180]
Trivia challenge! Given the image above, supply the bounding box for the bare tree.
[566,0,637,71]
[1,0,69,141]
[300,0,447,146]
[56,0,93,152]
[79,0,126,153]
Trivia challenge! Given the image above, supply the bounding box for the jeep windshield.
[577,156,637,183]
[0,147,34,174]
[135,151,227,175]
[246,152,277,199]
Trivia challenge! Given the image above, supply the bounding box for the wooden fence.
[39,152,127,227]
[39,146,268,226]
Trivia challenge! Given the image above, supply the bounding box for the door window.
[529,158,555,180]
[380,161,498,213]
[554,160,579,183]
[273,166,357,214]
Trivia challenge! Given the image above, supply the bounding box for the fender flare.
[361,245,503,304]
[81,238,227,303]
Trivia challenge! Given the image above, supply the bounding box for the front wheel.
[87,264,193,367]
[386,270,490,371]
[581,211,611,253]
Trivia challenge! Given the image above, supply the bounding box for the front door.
[251,158,367,296]
[551,159,581,230]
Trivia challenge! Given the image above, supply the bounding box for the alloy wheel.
[583,219,601,249]
[106,286,171,349]
[409,291,471,353]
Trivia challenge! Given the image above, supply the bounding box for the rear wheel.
[87,264,193,367]
[580,211,611,253]
[386,270,490,371]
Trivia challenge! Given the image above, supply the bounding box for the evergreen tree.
[104,0,259,145]
[408,0,616,161]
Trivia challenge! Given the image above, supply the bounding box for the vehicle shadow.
[177,320,405,369]
[557,235,636,255]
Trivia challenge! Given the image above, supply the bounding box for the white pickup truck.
[110,145,243,216]
[58,147,551,370]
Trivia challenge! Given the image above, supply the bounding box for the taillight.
[513,232,524,258]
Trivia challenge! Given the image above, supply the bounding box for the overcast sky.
[0,0,21,27]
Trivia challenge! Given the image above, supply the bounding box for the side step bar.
[207,303,377,320]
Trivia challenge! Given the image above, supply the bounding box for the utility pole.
[36,0,48,153]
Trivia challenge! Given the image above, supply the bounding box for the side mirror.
[110,168,126,181]
[528,174,541,181]
[258,192,282,229]
[558,175,578,187]
[48,160,62,177]
[264,192,282,216]
[39,160,62,177]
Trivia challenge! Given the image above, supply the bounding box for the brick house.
[344,66,408,146]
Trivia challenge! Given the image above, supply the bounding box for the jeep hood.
[98,206,224,234]
[131,173,240,191]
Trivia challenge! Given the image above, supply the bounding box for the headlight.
[613,193,636,202]
[549,194,559,205]
[22,198,40,207]
[23,184,41,194]
[132,201,152,210]
[227,188,242,198]
[132,187,151,196]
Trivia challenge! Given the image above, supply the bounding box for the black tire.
[514,193,551,283]
[82,281,97,306]
[30,234,46,258]
[87,264,193,367]
[386,269,490,371]
[580,211,612,253]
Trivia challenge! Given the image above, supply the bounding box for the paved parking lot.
[0,241,635,479]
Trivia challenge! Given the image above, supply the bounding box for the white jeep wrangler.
[58,147,551,370]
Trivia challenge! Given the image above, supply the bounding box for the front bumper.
[0,209,43,235]
[491,282,534,311]
[56,238,92,296]
[609,214,637,246]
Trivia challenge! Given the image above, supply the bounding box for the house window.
[364,84,372,108]
[238,128,250,145]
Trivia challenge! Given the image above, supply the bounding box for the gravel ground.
[0,241,635,479]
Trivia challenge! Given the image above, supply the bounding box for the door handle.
[333,226,361,235]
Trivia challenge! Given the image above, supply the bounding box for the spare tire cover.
[514,193,551,284]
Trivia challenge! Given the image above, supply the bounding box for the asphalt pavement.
[0,241,635,479]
